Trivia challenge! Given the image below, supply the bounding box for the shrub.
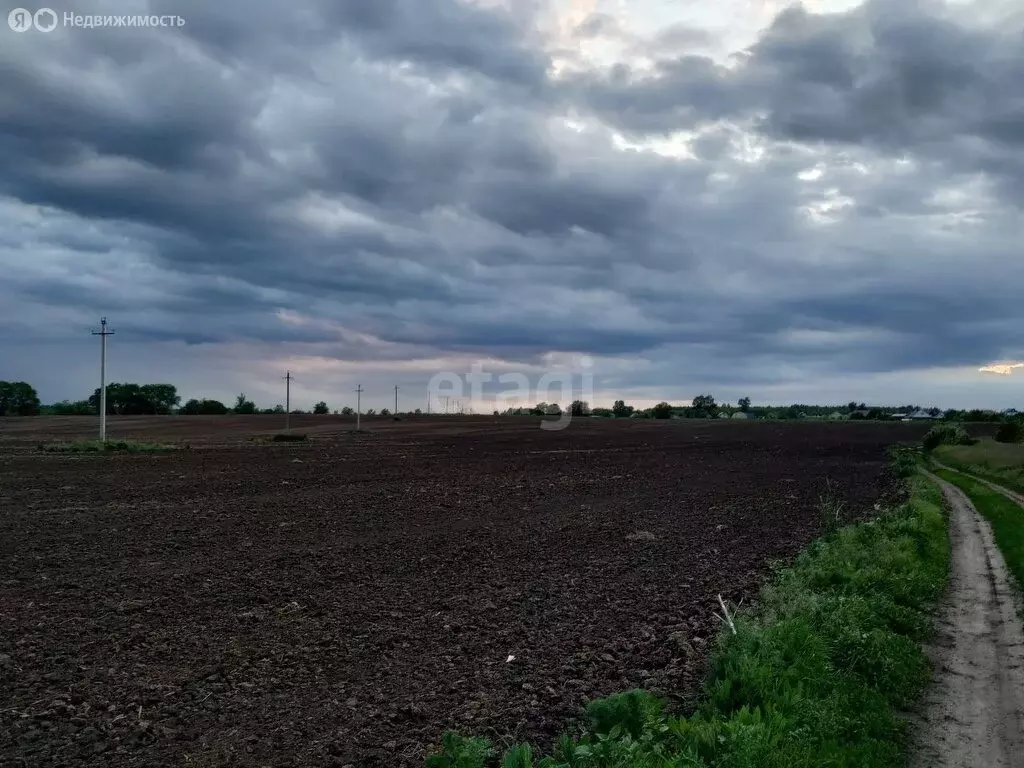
[922,423,974,453]
[651,402,673,419]
[271,433,307,442]
[995,421,1023,444]
[886,445,917,478]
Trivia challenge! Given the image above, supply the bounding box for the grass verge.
[428,475,948,768]
[934,439,1024,496]
[37,439,177,453]
[934,468,1024,591]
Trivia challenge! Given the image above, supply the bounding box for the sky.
[1,0,1022,412]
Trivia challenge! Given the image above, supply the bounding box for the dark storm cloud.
[0,0,1022,406]
[565,0,1024,192]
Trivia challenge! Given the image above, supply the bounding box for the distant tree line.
[5,379,1022,425]
[502,396,1022,423]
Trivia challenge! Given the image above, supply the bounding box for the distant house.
[891,413,909,421]
[732,411,749,419]
[828,411,845,420]
[908,408,940,420]
[850,410,872,419]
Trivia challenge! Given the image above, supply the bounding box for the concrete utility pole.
[394,385,399,416]
[91,317,114,441]
[355,384,363,430]
[284,370,293,432]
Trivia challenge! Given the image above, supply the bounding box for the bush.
[651,402,673,419]
[181,398,229,415]
[995,421,1023,444]
[271,433,307,442]
[886,445,918,478]
[922,423,974,453]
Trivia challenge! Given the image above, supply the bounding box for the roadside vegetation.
[935,438,1024,496]
[36,439,177,453]
[935,469,1024,591]
[428,474,948,768]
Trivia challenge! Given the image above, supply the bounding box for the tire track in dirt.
[913,471,1024,768]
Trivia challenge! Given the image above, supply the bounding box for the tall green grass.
[935,469,1024,590]
[428,476,948,768]
[935,439,1024,496]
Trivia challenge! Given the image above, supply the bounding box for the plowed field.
[0,416,927,766]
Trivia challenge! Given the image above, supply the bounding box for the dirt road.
[913,472,1024,768]
[933,460,1024,507]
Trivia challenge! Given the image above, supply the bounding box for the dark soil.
[0,417,929,766]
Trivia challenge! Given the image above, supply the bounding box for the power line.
[283,370,294,432]
[90,317,114,441]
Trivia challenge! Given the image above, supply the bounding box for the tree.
[366,408,376,416]
[272,404,285,414]
[0,381,41,416]
[313,401,329,415]
[341,406,354,416]
[570,400,589,417]
[181,398,229,415]
[49,399,93,416]
[140,384,180,414]
[234,393,256,414]
[611,400,634,418]
[88,382,179,415]
[380,408,391,416]
[738,397,751,413]
[414,408,422,415]
[690,394,718,418]
[651,402,673,419]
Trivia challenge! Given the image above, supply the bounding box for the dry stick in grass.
[715,594,737,635]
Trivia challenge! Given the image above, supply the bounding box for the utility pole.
[284,370,293,432]
[355,384,363,431]
[394,385,399,416]
[91,317,114,441]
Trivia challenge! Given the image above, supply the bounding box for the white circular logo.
[34,8,57,32]
[8,7,33,31]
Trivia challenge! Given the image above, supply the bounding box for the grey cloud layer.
[0,0,1021,404]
